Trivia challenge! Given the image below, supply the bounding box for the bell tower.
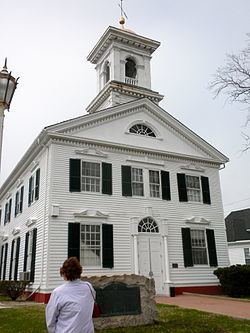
[86,23,164,113]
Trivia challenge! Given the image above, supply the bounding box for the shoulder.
[52,283,67,295]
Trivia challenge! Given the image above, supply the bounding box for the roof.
[225,208,250,242]
[87,26,161,64]
[0,98,229,200]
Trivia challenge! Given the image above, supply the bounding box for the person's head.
[60,257,83,281]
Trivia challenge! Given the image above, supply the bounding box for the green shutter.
[121,165,132,196]
[0,245,4,279]
[102,224,114,268]
[181,228,193,267]
[28,177,32,206]
[20,186,24,213]
[4,203,8,225]
[30,228,37,282]
[15,192,18,217]
[102,163,112,195]
[206,229,218,267]
[69,159,81,192]
[35,169,40,201]
[3,243,8,280]
[7,199,12,223]
[177,174,188,202]
[201,176,211,204]
[14,237,20,281]
[23,232,29,272]
[161,171,171,200]
[68,223,80,260]
[9,240,15,280]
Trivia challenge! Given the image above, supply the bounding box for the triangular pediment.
[46,98,228,164]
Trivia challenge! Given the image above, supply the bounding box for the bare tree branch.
[209,34,250,150]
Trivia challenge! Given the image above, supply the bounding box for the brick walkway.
[156,294,250,319]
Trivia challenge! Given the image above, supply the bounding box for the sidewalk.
[156,294,250,320]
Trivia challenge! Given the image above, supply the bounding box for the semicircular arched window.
[129,124,156,137]
[138,217,159,233]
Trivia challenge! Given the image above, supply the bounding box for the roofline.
[87,26,161,64]
[45,97,229,163]
[0,129,49,200]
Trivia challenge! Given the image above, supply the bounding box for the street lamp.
[0,58,19,174]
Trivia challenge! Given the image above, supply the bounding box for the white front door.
[137,235,164,294]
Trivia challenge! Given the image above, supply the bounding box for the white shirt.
[46,280,95,333]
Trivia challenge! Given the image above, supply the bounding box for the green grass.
[0,304,249,333]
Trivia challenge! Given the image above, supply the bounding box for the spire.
[118,0,128,29]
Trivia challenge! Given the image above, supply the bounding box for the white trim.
[74,209,109,219]
[181,163,205,172]
[74,148,108,158]
[12,228,21,236]
[26,217,37,227]
[186,217,211,225]
[29,160,39,173]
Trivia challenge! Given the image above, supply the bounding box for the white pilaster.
[133,235,139,274]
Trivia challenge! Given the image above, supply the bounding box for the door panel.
[138,235,163,294]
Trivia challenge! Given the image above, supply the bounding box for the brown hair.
[60,257,83,281]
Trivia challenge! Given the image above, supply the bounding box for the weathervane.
[118,0,128,29]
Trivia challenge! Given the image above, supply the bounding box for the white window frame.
[15,187,23,216]
[132,167,144,196]
[190,229,208,265]
[26,230,34,272]
[4,198,12,224]
[29,174,36,204]
[186,175,202,203]
[81,161,101,193]
[80,224,102,267]
[10,239,18,280]
[149,170,161,198]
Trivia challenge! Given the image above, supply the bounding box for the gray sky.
[1,0,250,216]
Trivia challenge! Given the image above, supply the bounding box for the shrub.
[0,281,30,301]
[214,265,250,297]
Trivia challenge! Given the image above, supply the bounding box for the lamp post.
[0,58,19,174]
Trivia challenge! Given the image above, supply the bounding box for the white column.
[133,235,139,274]
[163,235,171,296]
[0,104,5,175]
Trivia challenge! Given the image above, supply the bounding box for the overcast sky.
[1,0,250,216]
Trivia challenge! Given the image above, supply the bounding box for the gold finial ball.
[119,16,125,25]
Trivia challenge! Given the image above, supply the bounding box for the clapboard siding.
[0,138,229,294]
[0,147,52,291]
[43,142,229,291]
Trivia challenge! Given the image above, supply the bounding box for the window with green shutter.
[68,222,114,269]
[28,169,40,206]
[182,228,218,267]
[69,159,113,195]
[178,173,211,204]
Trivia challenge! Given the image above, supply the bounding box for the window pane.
[191,230,208,265]
[132,168,144,196]
[81,162,100,192]
[80,224,101,266]
[149,170,160,198]
[186,175,201,202]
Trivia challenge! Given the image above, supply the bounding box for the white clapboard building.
[0,26,230,302]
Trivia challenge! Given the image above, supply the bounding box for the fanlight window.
[125,58,137,78]
[138,217,159,233]
[129,124,156,137]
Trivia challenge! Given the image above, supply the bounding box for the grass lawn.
[0,303,249,333]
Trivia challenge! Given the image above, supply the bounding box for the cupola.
[86,26,164,113]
